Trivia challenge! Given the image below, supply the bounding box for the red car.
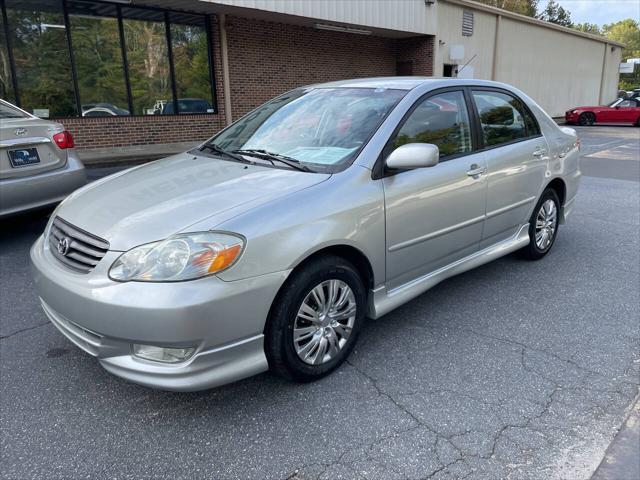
[565,97,640,126]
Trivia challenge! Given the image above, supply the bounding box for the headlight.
[109,232,245,282]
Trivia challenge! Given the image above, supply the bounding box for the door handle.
[533,147,547,158]
[466,164,486,177]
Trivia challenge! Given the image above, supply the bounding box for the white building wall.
[205,0,438,35]
[435,1,496,79]
[497,17,621,115]
[436,0,623,117]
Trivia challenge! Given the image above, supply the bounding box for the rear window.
[0,102,28,119]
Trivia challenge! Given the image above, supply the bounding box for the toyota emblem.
[57,237,71,256]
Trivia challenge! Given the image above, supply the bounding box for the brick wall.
[225,16,399,119]
[396,36,435,77]
[60,15,435,151]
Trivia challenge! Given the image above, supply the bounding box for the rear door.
[0,103,67,180]
[616,99,640,123]
[382,89,487,290]
[470,89,549,246]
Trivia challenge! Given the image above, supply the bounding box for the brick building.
[0,0,621,156]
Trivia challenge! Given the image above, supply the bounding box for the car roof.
[307,77,515,91]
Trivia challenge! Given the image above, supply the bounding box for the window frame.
[0,0,218,118]
[469,86,542,151]
[372,87,480,180]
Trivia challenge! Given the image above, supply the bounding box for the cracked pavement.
[1,126,639,479]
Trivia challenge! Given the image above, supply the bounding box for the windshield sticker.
[284,147,357,165]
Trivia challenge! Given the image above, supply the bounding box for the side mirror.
[615,105,620,109]
[386,143,439,170]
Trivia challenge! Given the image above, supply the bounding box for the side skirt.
[368,224,530,319]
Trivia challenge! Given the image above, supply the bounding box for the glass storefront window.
[0,10,16,104]
[122,8,172,116]
[169,13,213,114]
[5,0,77,117]
[2,0,216,118]
[68,1,129,116]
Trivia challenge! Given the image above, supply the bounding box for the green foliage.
[537,0,572,27]
[573,22,602,35]
[603,19,640,60]
[474,0,539,17]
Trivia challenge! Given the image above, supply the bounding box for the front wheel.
[578,112,595,126]
[265,255,366,382]
[519,189,560,260]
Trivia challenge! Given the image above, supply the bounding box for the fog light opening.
[132,344,196,363]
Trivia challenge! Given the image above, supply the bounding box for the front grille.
[48,216,109,273]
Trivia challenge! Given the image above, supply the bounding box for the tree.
[475,0,538,17]
[537,0,572,27]
[603,19,640,60]
[573,22,602,35]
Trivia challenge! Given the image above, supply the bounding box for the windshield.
[208,87,406,171]
[608,98,623,107]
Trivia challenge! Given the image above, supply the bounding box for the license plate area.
[8,147,41,167]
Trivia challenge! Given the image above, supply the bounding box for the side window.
[393,91,472,159]
[618,100,635,108]
[472,91,538,147]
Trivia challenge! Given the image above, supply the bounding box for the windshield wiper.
[200,142,253,164]
[233,149,313,172]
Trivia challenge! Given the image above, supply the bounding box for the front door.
[382,90,487,290]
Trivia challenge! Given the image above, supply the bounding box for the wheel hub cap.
[293,279,356,365]
[535,199,557,250]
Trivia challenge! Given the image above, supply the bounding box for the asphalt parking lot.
[1,126,639,480]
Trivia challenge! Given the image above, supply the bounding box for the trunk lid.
[0,118,67,180]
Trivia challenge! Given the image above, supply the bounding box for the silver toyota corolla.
[30,78,581,391]
[0,100,86,217]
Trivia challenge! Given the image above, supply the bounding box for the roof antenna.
[457,54,478,76]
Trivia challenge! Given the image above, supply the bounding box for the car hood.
[55,152,330,251]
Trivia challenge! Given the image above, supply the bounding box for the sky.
[554,0,639,26]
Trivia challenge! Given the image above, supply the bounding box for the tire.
[519,189,561,261]
[635,117,640,127]
[265,255,366,382]
[578,112,595,126]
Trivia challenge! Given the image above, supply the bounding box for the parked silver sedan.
[0,100,86,217]
[30,78,581,391]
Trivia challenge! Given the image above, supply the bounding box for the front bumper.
[0,152,86,217]
[565,111,579,124]
[31,235,289,391]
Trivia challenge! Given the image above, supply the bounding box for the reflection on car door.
[382,90,487,290]
[470,89,549,247]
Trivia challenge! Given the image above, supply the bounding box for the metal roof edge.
[441,0,626,48]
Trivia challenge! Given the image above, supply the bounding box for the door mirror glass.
[386,143,439,170]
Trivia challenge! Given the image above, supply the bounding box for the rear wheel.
[578,112,595,126]
[635,117,640,127]
[265,255,366,382]
[519,189,560,260]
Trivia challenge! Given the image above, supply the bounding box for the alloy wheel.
[535,199,557,250]
[293,279,356,365]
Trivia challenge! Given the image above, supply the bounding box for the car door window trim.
[469,86,543,151]
[372,87,477,180]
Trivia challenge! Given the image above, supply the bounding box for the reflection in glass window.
[122,8,171,115]
[0,12,16,103]
[170,15,213,114]
[68,1,129,116]
[472,91,531,146]
[5,0,76,117]
[394,91,472,158]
